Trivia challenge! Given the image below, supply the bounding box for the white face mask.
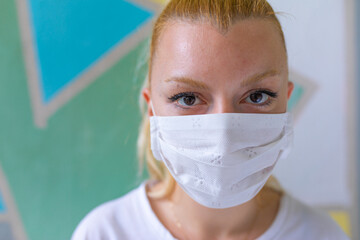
[149,103,293,209]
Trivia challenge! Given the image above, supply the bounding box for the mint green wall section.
[0,0,149,239]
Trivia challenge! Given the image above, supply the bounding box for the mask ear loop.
[150,101,156,116]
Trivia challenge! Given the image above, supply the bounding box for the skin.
[142,19,294,240]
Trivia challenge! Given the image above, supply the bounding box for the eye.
[179,95,197,106]
[246,92,268,104]
[245,90,277,105]
[168,92,202,107]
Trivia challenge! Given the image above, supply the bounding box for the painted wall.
[271,0,350,206]
[268,0,356,237]
[0,0,357,239]
[0,0,155,239]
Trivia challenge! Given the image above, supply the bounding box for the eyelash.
[255,90,278,98]
[168,89,278,107]
[168,92,197,102]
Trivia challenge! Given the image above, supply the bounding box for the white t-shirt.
[72,181,349,240]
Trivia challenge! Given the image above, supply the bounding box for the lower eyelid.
[256,98,276,108]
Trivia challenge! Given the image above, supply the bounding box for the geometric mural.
[329,211,352,237]
[16,0,156,128]
[10,0,158,239]
[0,166,26,240]
[29,0,153,103]
[287,70,317,121]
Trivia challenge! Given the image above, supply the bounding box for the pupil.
[184,96,195,105]
[250,93,263,103]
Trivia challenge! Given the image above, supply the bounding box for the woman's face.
[143,19,293,116]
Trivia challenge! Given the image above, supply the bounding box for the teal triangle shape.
[0,191,5,213]
[288,82,305,111]
[28,0,153,103]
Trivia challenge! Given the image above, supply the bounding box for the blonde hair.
[137,0,285,199]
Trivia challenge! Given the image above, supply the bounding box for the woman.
[72,0,349,239]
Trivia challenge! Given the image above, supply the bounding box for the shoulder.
[267,192,349,240]
[71,183,146,240]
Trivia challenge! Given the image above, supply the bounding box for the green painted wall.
[0,0,149,239]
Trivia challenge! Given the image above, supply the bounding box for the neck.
[168,182,280,239]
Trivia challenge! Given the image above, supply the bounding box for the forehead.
[151,19,287,87]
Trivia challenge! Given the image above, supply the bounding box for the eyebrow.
[164,70,280,90]
[164,77,210,90]
[241,69,280,87]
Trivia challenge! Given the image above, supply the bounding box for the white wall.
[270,0,353,208]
